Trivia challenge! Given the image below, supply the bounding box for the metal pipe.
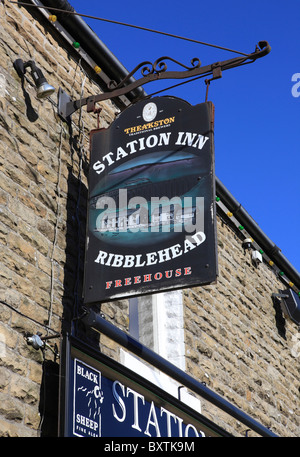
[82,308,278,437]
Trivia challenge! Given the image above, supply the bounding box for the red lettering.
[154,272,163,280]
[184,267,192,275]
[105,266,191,291]
[143,274,152,282]
[165,270,173,279]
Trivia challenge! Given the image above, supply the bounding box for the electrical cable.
[0,299,59,335]
[9,1,249,56]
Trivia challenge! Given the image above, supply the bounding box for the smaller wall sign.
[72,359,103,437]
[65,340,231,438]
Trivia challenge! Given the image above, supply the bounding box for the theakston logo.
[123,116,176,135]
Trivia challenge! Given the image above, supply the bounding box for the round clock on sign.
[142,102,157,122]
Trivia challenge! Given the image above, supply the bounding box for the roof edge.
[35,0,147,103]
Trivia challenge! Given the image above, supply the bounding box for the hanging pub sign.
[65,337,231,438]
[84,96,218,304]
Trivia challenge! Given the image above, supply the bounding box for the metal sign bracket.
[205,66,222,102]
[57,40,270,122]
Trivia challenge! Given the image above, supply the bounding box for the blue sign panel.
[71,358,203,437]
[67,346,230,438]
[73,359,103,437]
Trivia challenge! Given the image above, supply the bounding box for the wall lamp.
[13,59,55,99]
[242,238,253,251]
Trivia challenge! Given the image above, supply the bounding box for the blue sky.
[69,0,300,272]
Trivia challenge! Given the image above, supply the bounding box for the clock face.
[142,102,157,122]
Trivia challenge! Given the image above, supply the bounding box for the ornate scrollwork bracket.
[106,56,202,91]
[57,41,270,121]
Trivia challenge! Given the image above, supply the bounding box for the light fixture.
[242,238,253,251]
[26,332,44,350]
[13,58,55,99]
[252,250,263,266]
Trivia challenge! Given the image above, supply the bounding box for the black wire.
[0,299,59,335]
[9,1,248,56]
[142,72,211,99]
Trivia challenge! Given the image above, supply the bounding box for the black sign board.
[65,338,230,438]
[84,97,217,304]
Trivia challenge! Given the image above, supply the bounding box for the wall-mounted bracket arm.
[57,41,271,122]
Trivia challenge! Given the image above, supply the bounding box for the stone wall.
[0,0,299,438]
[0,1,118,436]
[184,218,300,436]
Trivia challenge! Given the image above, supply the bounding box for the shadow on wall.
[272,295,287,340]
[39,360,59,437]
[19,77,39,123]
[61,129,101,344]
[37,126,100,436]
